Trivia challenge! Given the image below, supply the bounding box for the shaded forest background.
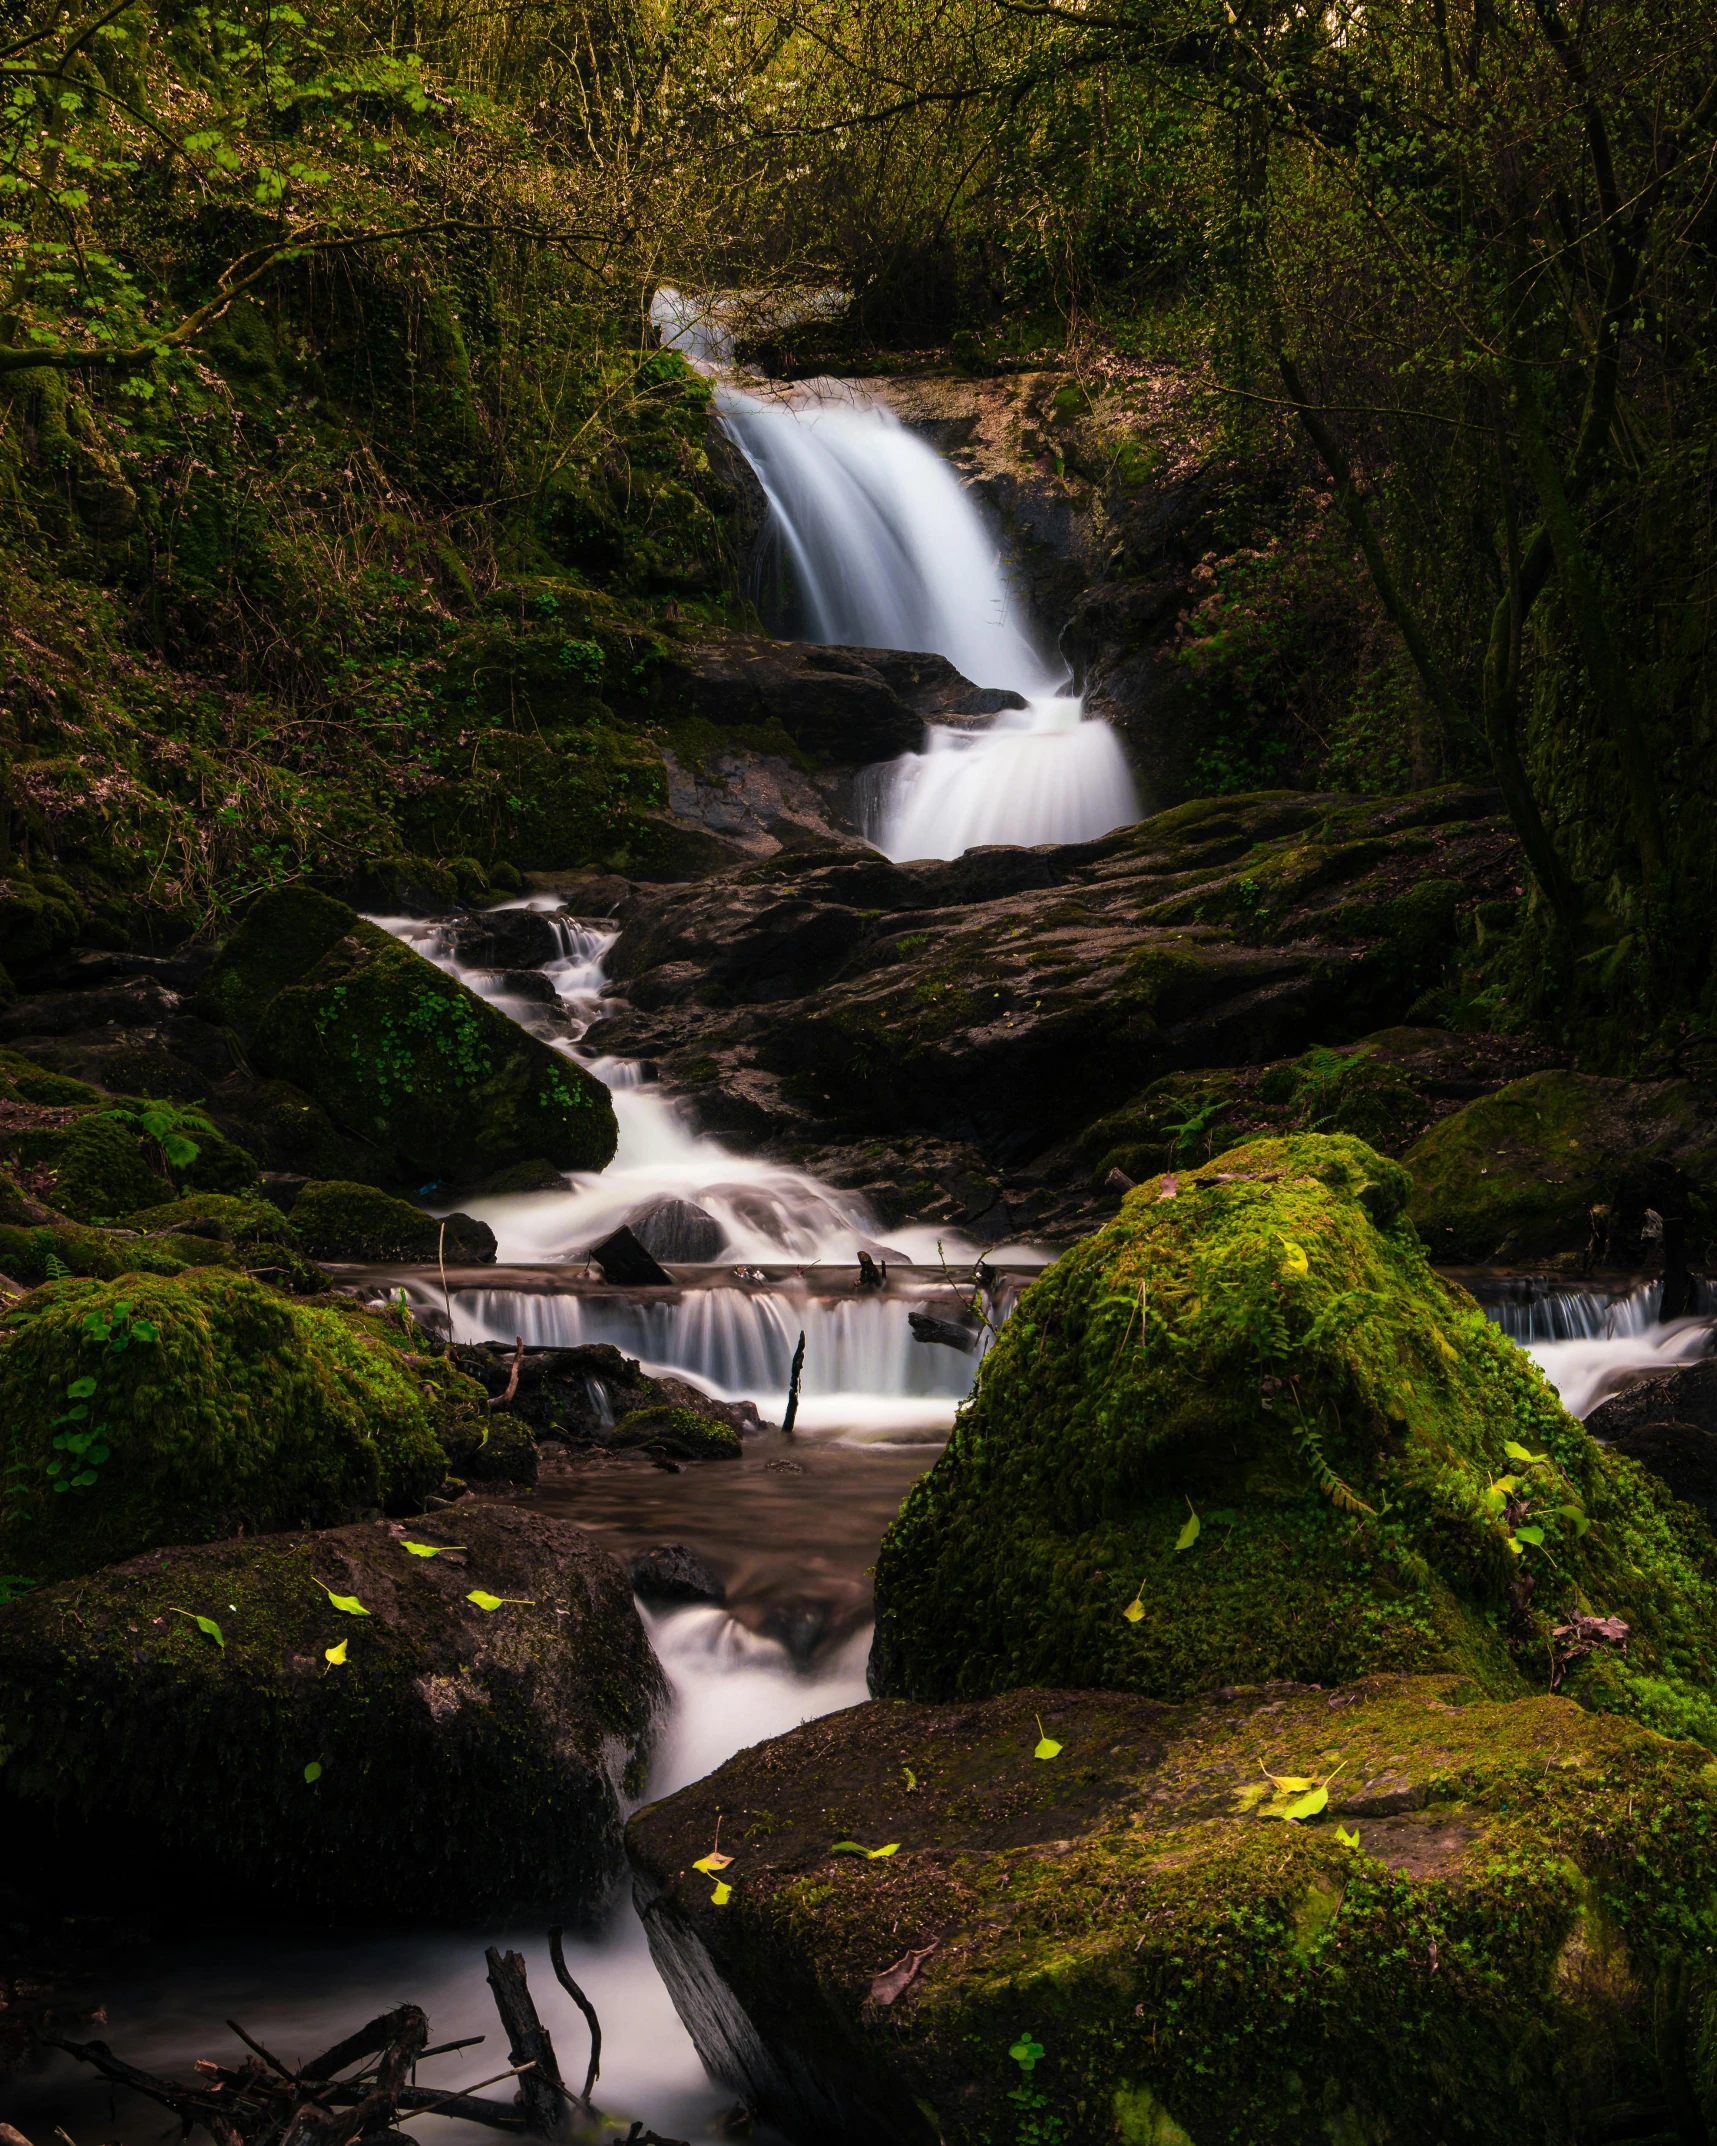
[0,0,1714,1056]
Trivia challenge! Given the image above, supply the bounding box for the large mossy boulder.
[1403,1069,1717,1263]
[627,1676,1717,2146]
[871,1134,1717,1745]
[292,1179,497,1263]
[0,1270,450,1581]
[0,1507,665,1921]
[199,887,616,1182]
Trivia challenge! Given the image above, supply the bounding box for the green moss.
[0,1220,197,1285]
[120,1192,301,1251]
[611,1405,742,1459]
[253,918,617,1179]
[291,1180,444,1262]
[15,1112,170,1221]
[872,1132,1717,1742]
[0,1269,448,1581]
[179,1127,264,1195]
[0,1505,665,1922]
[437,1399,538,1484]
[628,1677,1717,2146]
[196,885,361,1039]
[0,1052,105,1107]
[0,865,84,970]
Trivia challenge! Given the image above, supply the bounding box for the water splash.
[1485,1280,1717,1420]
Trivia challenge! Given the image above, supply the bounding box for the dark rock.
[293,1181,498,1265]
[260,1172,310,1213]
[590,1224,673,1286]
[449,1341,763,1451]
[630,1197,726,1262]
[630,1543,727,1604]
[1587,1358,1717,1443]
[0,1507,665,1923]
[0,978,185,1042]
[663,635,924,763]
[462,966,562,1005]
[756,1591,864,1661]
[447,908,563,971]
[907,1311,980,1352]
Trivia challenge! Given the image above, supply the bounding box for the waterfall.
[1483,1279,1717,1421]
[717,380,1141,860]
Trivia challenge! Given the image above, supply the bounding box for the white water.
[651,287,1141,862]
[1490,1281,1717,1422]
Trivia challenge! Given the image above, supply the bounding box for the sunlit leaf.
[1122,1594,1145,1623]
[403,1539,465,1557]
[324,1640,348,1666]
[1279,1237,1309,1277]
[694,1851,733,1874]
[304,1760,323,1784]
[169,1608,223,1648]
[831,1840,900,1858]
[1283,1785,1328,1822]
[467,1590,534,1611]
[318,1583,369,1616]
[1034,1714,1062,1761]
[1504,1441,1548,1465]
[1175,1501,1201,1553]
[1335,1824,1361,1848]
[709,1879,732,1905]
[1263,1770,1317,1793]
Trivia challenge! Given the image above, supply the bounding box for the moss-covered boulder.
[13,1110,171,1221]
[119,1190,301,1250]
[1404,1069,1717,1263]
[200,887,617,1180]
[0,1219,209,1286]
[292,1180,496,1263]
[610,1404,742,1459]
[0,1506,665,1921]
[0,1270,450,1581]
[627,1676,1717,2146]
[871,1133,1717,1744]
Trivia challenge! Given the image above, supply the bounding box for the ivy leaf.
[1033,1714,1062,1761]
[304,1760,323,1784]
[66,1377,98,1400]
[403,1539,465,1557]
[169,1608,224,1648]
[467,1590,534,1611]
[693,1850,733,1874]
[709,1878,732,1905]
[324,1640,348,1666]
[131,1319,158,1343]
[318,1583,370,1616]
[1279,1237,1309,1277]
[1175,1501,1201,1553]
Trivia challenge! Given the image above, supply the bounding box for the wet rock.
[870,1131,1717,1743]
[661,635,928,762]
[0,1268,452,1582]
[627,1676,1717,2146]
[610,1405,741,1460]
[630,1543,727,1604]
[447,908,562,971]
[1587,1358,1717,1443]
[1404,1069,1717,1264]
[292,1181,497,1265]
[590,1224,673,1286]
[452,1340,763,1451]
[0,1506,665,1922]
[629,1197,727,1263]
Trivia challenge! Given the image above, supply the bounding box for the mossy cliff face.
[1403,1070,1717,1263]
[626,1677,1717,2146]
[200,887,616,1181]
[0,1270,449,1581]
[0,1507,665,1922]
[870,1134,1717,1745]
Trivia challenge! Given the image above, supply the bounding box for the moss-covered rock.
[0,1219,203,1286]
[195,885,360,1039]
[119,1190,301,1250]
[871,1133,1717,1744]
[610,1404,743,1460]
[291,1180,495,1263]
[436,1398,539,1485]
[0,1270,449,1581]
[0,1506,665,1921]
[627,1675,1717,2146]
[1404,1069,1717,1263]
[14,1110,171,1221]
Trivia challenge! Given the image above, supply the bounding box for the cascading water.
[652,288,1142,862]
[1484,1277,1717,1421]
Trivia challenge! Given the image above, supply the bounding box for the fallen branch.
[548,1926,602,2104]
[487,1334,524,1408]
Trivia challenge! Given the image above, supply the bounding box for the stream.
[12,355,1717,2146]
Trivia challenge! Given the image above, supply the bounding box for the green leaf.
[403,1539,465,1557]
[1513,1525,1545,1546]
[1009,2036,1045,2072]
[66,1377,98,1400]
[830,1840,900,1858]
[1282,1785,1327,1822]
[467,1589,534,1611]
[1278,1236,1309,1277]
[1335,1824,1361,1849]
[1121,1593,1145,1623]
[170,1608,224,1648]
[1503,1441,1548,1465]
[1034,1714,1062,1761]
[318,1583,370,1616]
[304,1760,323,1784]
[131,1319,158,1342]
[1175,1500,1201,1553]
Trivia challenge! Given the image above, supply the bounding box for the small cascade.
[1482,1279,1717,1421]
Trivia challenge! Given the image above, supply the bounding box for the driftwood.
[909,1311,980,1353]
[487,1334,526,1407]
[782,1328,806,1435]
[47,1940,688,2146]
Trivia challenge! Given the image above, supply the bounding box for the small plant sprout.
[402,1539,465,1557]
[304,1760,324,1785]
[1009,2035,1045,2072]
[1033,1716,1062,1760]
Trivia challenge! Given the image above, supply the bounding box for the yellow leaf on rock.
[694,1851,733,1874]
[1034,1713,1062,1761]
[1279,1237,1309,1277]
[467,1590,535,1612]
[710,1879,732,1905]
[324,1640,348,1666]
[318,1584,369,1617]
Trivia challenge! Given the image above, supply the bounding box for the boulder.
[197,888,617,1181]
[446,908,563,970]
[590,1223,673,1286]
[630,1197,726,1262]
[0,1270,451,1582]
[869,1133,1717,1746]
[292,1180,497,1264]
[0,1506,665,1922]
[630,1543,727,1603]
[13,1111,170,1221]
[1404,1069,1717,1263]
[450,1339,763,1451]
[627,1676,1717,2146]
[609,1405,741,1460]
[1587,1361,1717,1518]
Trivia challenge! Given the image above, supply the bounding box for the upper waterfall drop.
[651,289,1142,861]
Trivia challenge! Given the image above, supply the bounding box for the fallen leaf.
[324,1639,348,1666]
[1034,1714,1062,1761]
[694,1851,734,1874]
[1158,1174,1179,1201]
[903,1765,918,1791]
[169,1608,224,1648]
[1175,1500,1201,1553]
[403,1540,466,1557]
[870,1941,939,2007]
[709,1878,732,1905]
[318,1583,370,1617]
[831,1841,900,1858]
[304,1760,323,1784]
[1121,1594,1145,1624]
[1279,1237,1309,1278]
[467,1590,534,1612]
[1335,1824,1361,1848]
[1282,1785,1328,1822]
